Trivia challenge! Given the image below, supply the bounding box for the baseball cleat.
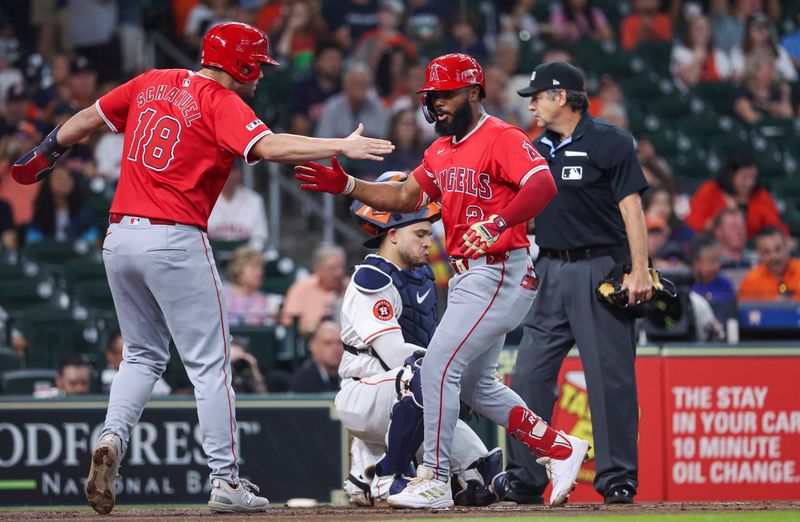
[387,465,453,509]
[536,432,590,506]
[208,478,269,512]
[369,472,394,502]
[85,432,122,514]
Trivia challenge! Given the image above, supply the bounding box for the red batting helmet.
[201,22,279,83]
[417,53,486,95]
[417,53,485,123]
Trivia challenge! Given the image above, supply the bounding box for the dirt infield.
[1,501,798,521]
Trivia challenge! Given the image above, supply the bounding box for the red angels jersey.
[411,114,550,257]
[96,69,272,228]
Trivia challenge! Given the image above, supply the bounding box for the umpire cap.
[351,172,441,249]
[517,61,585,97]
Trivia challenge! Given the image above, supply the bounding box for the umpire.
[506,61,652,504]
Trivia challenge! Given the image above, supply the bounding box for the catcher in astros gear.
[337,172,507,507]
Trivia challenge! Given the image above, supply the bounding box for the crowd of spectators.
[1,0,799,395]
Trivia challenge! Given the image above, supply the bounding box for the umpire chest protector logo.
[562,166,583,180]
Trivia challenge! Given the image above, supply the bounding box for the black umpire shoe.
[604,483,635,504]
[504,477,544,504]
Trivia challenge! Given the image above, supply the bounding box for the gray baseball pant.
[422,248,536,481]
[506,254,638,495]
[99,217,239,484]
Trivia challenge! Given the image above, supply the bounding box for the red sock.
[228,482,238,489]
[506,406,572,459]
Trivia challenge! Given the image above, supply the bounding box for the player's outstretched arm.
[294,157,422,212]
[11,105,105,185]
[253,123,394,163]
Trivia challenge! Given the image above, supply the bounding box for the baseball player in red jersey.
[11,22,392,515]
[295,53,591,509]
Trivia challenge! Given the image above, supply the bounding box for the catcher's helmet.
[201,22,279,83]
[417,53,486,124]
[351,172,441,248]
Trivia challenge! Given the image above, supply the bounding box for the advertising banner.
[662,349,800,501]
[500,346,800,503]
[0,397,344,506]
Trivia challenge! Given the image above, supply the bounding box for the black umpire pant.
[507,253,639,496]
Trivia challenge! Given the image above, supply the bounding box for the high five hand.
[294,157,353,194]
[340,123,394,161]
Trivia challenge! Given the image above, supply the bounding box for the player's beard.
[434,98,473,138]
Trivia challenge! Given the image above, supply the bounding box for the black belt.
[343,344,390,371]
[539,245,622,263]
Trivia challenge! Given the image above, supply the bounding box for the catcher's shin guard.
[374,393,424,477]
[507,406,572,459]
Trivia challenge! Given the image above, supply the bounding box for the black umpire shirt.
[533,111,648,251]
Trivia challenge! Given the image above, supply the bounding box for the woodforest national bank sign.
[0,398,343,505]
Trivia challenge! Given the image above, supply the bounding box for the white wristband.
[342,175,356,195]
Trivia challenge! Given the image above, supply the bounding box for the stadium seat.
[666,150,711,179]
[705,127,753,159]
[0,347,20,372]
[263,255,297,295]
[0,259,41,280]
[588,50,641,77]
[677,113,742,140]
[12,304,103,368]
[752,118,799,153]
[0,277,65,313]
[23,239,95,265]
[0,369,58,395]
[72,280,116,314]
[61,256,108,292]
[620,73,662,100]
[567,37,606,64]
[209,239,249,267]
[647,93,692,121]
[769,178,800,200]
[634,40,673,76]
[782,204,800,237]
[592,0,627,32]
[262,276,296,296]
[691,82,734,115]
[647,129,681,157]
[230,325,280,370]
[755,148,786,179]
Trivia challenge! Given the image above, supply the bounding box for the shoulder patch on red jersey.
[373,299,394,321]
[246,119,264,131]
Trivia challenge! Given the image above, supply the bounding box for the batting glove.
[11,124,70,185]
[459,214,507,259]
[293,157,355,195]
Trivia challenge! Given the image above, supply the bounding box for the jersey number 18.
[126,108,182,171]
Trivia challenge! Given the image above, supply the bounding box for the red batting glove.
[457,214,507,259]
[11,124,70,185]
[293,157,354,194]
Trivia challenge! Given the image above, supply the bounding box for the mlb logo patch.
[562,166,583,180]
[246,119,263,131]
